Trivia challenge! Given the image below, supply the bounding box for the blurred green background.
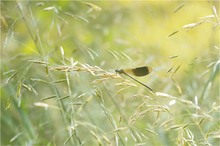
[1,1,219,146]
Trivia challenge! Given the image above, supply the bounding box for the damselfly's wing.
[119,66,152,77]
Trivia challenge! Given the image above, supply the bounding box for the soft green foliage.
[1,1,219,146]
